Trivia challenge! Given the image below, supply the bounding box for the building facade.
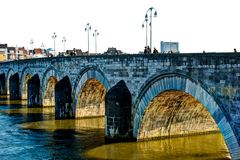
[160,41,179,53]
[0,44,8,61]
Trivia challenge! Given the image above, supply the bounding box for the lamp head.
[154,11,157,17]
[145,14,148,20]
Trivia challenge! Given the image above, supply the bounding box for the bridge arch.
[41,66,60,107]
[133,73,240,159]
[73,66,110,118]
[20,67,32,99]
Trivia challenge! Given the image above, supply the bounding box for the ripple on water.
[84,133,230,160]
[0,100,232,160]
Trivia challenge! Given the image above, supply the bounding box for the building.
[17,47,28,59]
[103,47,124,55]
[65,48,88,56]
[0,44,8,61]
[7,47,16,60]
[160,41,179,53]
[31,48,47,58]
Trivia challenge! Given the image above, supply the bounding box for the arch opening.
[43,76,58,107]
[75,78,106,118]
[22,73,31,100]
[138,90,219,140]
[0,73,5,94]
[133,74,240,159]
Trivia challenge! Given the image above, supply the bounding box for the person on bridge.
[153,47,158,54]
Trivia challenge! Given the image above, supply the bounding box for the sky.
[0,0,240,53]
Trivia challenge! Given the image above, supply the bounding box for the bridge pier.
[9,73,20,100]
[55,76,73,119]
[27,74,41,107]
[105,80,133,142]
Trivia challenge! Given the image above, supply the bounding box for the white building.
[160,41,179,53]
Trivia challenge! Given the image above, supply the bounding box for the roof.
[0,44,7,48]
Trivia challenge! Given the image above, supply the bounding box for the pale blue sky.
[0,0,239,53]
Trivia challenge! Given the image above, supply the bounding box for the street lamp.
[93,30,99,54]
[30,39,34,56]
[62,37,66,53]
[52,32,57,56]
[142,14,148,47]
[145,7,157,53]
[30,39,34,50]
[85,23,91,54]
[41,43,44,54]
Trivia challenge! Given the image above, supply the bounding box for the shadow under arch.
[0,73,6,94]
[9,72,20,100]
[133,73,240,159]
[72,66,110,118]
[41,66,60,107]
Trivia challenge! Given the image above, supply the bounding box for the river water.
[0,95,230,160]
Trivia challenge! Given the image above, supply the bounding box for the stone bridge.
[0,53,240,159]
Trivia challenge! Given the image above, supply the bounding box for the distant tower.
[160,41,179,53]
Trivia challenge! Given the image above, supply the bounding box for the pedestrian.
[153,47,158,54]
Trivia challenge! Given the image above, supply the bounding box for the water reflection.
[20,117,104,132]
[0,97,231,160]
[0,95,27,106]
[85,133,230,160]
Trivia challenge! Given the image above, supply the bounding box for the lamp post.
[85,23,91,54]
[145,7,157,53]
[41,43,44,54]
[142,14,148,47]
[52,32,57,56]
[93,30,99,54]
[30,39,34,50]
[62,37,66,53]
[30,39,34,56]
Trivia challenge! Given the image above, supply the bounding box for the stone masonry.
[0,53,240,159]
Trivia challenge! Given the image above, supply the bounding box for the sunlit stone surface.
[22,74,31,100]
[138,91,219,140]
[76,79,106,118]
[43,76,57,107]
